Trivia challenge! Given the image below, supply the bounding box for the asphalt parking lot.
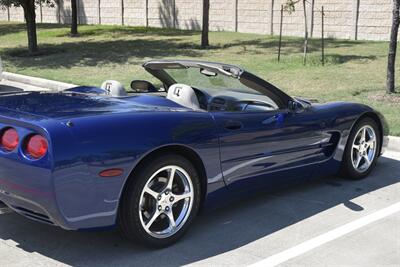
[0,82,399,266]
[0,149,399,267]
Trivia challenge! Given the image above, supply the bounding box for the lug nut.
[170,197,174,202]
[158,196,162,201]
[158,205,162,211]
[165,207,170,212]
[165,191,169,195]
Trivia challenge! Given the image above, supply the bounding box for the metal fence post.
[321,6,325,66]
[39,1,43,23]
[234,0,238,32]
[145,0,149,27]
[7,6,10,22]
[310,0,315,37]
[173,0,177,28]
[121,0,125,25]
[76,0,80,24]
[278,5,283,62]
[98,0,101,25]
[57,1,61,24]
[352,0,360,40]
[270,0,274,35]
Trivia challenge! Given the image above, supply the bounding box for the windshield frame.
[143,60,293,109]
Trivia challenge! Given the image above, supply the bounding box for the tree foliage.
[0,0,54,8]
[284,0,301,13]
[284,0,308,65]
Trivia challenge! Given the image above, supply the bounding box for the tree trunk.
[302,0,308,65]
[387,0,400,94]
[201,0,210,48]
[71,0,78,36]
[22,0,38,54]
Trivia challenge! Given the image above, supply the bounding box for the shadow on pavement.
[0,156,399,266]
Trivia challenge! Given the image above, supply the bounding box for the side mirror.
[200,68,217,77]
[130,80,160,93]
[288,100,305,114]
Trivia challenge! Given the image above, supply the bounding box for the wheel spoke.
[354,154,362,168]
[363,155,371,165]
[166,167,176,190]
[166,211,176,230]
[143,186,159,200]
[352,144,360,151]
[366,140,375,149]
[172,192,191,204]
[360,128,366,143]
[145,210,161,230]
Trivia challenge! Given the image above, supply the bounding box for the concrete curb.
[2,71,77,91]
[388,136,400,152]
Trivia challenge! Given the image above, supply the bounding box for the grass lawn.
[0,22,399,135]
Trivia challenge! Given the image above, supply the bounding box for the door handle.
[224,120,243,130]
[262,113,285,125]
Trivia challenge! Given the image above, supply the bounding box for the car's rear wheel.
[118,154,201,248]
[341,118,380,180]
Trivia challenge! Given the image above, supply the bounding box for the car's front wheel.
[341,118,380,180]
[118,154,201,248]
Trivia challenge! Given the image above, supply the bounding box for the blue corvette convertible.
[0,60,389,247]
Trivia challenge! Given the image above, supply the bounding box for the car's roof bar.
[143,59,244,78]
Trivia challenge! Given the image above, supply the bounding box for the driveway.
[0,151,399,267]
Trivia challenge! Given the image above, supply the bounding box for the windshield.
[165,68,262,95]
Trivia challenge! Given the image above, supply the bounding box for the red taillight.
[1,128,19,151]
[25,135,48,159]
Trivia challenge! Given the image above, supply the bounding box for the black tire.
[118,154,201,248]
[340,117,381,180]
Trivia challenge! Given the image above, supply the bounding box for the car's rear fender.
[47,111,223,229]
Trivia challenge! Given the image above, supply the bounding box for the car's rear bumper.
[0,190,59,226]
[0,165,120,230]
[0,160,74,229]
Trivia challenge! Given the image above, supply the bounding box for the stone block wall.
[0,0,393,41]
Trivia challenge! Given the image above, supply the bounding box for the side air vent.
[322,132,341,157]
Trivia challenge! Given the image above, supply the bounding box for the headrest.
[167,84,200,110]
[101,80,127,97]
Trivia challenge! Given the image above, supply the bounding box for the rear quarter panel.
[50,111,222,229]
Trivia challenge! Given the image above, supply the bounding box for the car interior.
[99,66,279,113]
[128,80,279,112]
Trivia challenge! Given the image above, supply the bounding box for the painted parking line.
[249,201,400,267]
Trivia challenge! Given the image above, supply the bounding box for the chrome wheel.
[351,125,377,173]
[139,165,194,239]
